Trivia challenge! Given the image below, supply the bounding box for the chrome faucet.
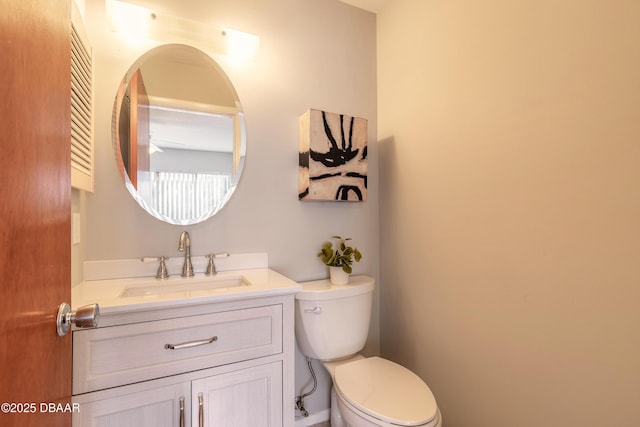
[178,231,194,277]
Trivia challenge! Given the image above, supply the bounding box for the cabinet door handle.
[179,397,185,427]
[198,393,204,427]
[164,336,218,350]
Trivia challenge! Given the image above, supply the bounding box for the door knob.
[56,303,99,336]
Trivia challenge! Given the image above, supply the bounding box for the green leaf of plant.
[319,236,362,268]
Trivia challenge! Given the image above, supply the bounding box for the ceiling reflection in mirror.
[113,44,246,225]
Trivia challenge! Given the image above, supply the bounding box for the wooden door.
[127,70,151,190]
[131,70,152,196]
[0,1,72,426]
[134,69,151,178]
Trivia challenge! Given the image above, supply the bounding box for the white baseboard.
[294,409,331,427]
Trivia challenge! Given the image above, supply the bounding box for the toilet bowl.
[327,355,441,427]
[295,276,442,427]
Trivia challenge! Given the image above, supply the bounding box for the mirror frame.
[112,44,246,225]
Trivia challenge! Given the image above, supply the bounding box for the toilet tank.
[295,275,374,361]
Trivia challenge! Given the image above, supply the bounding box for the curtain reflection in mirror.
[152,172,232,221]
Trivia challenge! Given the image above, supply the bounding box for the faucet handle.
[141,256,170,280]
[205,252,229,276]
[205,254,216,276]
[156,256,170,280]
[213,252,230,258]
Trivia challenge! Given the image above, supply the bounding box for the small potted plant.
[317,235,363,285]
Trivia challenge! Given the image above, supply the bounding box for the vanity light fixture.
[105,0,152,41]
[222,28,260,63]
[105,0,259,61]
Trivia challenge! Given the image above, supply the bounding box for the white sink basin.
[119,275,251,298]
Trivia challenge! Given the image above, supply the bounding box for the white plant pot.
[329,266,349,285]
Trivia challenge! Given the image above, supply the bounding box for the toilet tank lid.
[335,357,438,426]
[295,275,374,301]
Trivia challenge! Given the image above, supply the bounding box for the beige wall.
[83,0,378,281]
[378,1,640,426]
[80,0,378,419]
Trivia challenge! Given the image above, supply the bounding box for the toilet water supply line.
[295,357,318,417]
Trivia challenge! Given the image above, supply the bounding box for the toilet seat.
[334,357,438,426]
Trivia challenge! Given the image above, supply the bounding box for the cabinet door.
[74,382,191,427]
[192,362,282,427]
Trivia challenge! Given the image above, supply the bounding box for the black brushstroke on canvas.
[310,112,359,167]
[310,172,342,181]
[336,185,363,201]
[346,172,367,189]
[298,151,309,169]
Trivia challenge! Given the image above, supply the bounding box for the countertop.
[72,268,302,315]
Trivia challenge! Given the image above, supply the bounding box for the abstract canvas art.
[298,109,368,201]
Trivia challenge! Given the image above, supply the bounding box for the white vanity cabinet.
[72,293,296,427]
[192,361,282,426]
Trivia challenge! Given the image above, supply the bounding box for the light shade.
[105,0,259,61]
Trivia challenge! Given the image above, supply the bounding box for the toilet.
[295,275,442,427]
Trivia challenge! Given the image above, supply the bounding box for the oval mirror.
[113,44,246,225]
